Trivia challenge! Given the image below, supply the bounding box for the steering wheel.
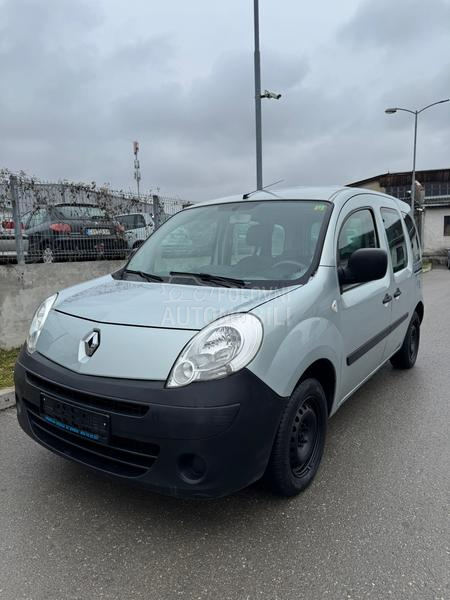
[272,259,306,273]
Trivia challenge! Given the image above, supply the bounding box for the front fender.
[247,268,344,410]
[248,315,342,403]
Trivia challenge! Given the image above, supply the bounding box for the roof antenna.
[243,179,284,199]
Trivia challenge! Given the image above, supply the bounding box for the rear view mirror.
[338,248,388,285]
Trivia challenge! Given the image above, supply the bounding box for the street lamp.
[384,99,449,211]
[253,0,281,190]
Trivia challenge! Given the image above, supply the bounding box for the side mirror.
[338,248,388,285]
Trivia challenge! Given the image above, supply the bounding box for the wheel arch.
[415,301,424,323]
[296,358,336,416]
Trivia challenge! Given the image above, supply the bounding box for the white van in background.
[116,212,154,251]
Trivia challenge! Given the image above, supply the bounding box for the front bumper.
[14,348,286,498]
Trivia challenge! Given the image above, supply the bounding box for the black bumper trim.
[347,312,409,366]
[15,347,287,498]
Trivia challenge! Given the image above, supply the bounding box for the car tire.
[265,378,327,497]
[41,243,55,264]
[390,312,421,370]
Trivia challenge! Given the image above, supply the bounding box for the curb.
[0,387,15,411]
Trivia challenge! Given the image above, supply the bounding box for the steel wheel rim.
[289,399,320,478]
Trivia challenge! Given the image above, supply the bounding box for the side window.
[28,209,45,228]
[381,208,407,273]
[338,209,378,268]
[38,209,49,226]
[27,212,37,228]
[402,213,421,268]
[118,215,132,230]
[444,216,450,236]
[135,214,146,229]
[271,224,285,257]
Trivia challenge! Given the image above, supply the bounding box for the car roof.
[190,185,411,213]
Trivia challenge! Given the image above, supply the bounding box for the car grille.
[26,371,149,417]
[24,399,159,478]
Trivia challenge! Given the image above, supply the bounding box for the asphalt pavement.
[0,269,449,600]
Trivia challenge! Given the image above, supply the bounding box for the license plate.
[85,228,110,236]
[41,395,110,442]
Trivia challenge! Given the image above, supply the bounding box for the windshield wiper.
[123,269,163,283]
[169,271,248,288]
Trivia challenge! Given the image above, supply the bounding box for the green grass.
[0,347,20,388]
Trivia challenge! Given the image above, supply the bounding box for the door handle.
[393,288,402,299]
[382,293,393,305]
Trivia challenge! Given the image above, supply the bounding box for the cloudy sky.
[1,0,449,201]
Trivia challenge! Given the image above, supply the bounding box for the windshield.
[55,205,108,219]
[127,200,331,287]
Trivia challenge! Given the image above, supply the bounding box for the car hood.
[54,274,295,330]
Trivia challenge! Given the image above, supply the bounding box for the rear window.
[381,208,407,273]
[56,205,108,219]
[402,212,422,271]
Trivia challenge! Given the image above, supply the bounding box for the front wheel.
[390,312,421,369]
[265,378,327,496]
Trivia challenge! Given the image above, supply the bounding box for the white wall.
[423,207,450,254]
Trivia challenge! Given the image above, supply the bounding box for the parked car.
[15,186,423,499]
[116,212,154,250]
[23,204,128,263]
[0,208,29,262]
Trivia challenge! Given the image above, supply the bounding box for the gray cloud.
[0,0,449,201]
[340,0,450,47]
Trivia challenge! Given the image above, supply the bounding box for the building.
[348,168,450,258]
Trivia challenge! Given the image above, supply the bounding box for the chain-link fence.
[0,169,189,264]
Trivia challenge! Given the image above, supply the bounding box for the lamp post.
[253,0,262,190]
[385,99,449,211]
[253,0,281,190]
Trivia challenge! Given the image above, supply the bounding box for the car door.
[380,206,414,359]
[336,196,392,401]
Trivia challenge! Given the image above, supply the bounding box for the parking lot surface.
[0,269,449,600]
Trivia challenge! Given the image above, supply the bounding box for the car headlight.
[166,313,263,388]
[26,293,58,354]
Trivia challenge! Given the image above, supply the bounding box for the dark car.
[23,204,128,263]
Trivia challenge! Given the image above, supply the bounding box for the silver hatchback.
[15,186,423,498]
[0,209,29,262]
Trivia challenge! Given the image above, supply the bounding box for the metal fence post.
[152,194,161,230]
[10,175,25,266]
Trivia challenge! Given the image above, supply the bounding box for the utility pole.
[410,111,418,210]
[253,0,263,190]
[133,141,141,197]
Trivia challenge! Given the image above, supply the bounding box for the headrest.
[246,224,270,247]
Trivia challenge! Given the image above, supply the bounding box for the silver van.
[15,187,423,498]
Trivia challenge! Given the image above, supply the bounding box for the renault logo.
[83,329,101,357]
